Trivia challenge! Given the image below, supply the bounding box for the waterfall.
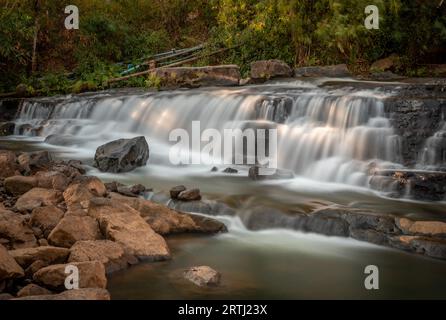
[13,85,404,186]
[420,123,446,170]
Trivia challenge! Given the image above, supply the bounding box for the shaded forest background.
[1,0,445,94]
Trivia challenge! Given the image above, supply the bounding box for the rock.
[211,166,218,172]
[38,239,48,246]
[63,176,107,209]
[35,171,70,191]
[248,166,295,180]
[14,288,110,300]
[183,266,221,287]
[371,54,399,72]
[33,261,107,290]
[0,150,19,178]
[24,260,48,277]
[9,246,70,269]
[0,244,24,281]
[18,151,53,173]
[350,228,389,246]
[0,209,37,249]
[150,65,240,89]
[0,122,15,136]
[104,181,125,193]
[116,184,147,197]
[15,188,62,212]
[4,176,37,196]
[178,189,201,201]
[68,240,134,274]
[0,293,14,300]
[294,64,351,77]
[30,206,64,238]
[94,136,149,173]
[170,185,186,199]
[187,214,228,234]
[223,167,238,174]
[48,216,102,248]
[396,218,446,237]
[250,60,293,81]
[87,198,170,260]
[17,284,52,297]
[391,235,446,260]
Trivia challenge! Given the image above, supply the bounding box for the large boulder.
[48,216,102,248]
[14,288,110,300]
[183,266,221,287]
[9,246,70,269]
[0,244,24,282]
[4,176,37,196]
[150,65,240,89]
[30,206,64,238]
[93,137,149,173]
[62,176,107,209]
[15,188,63,212]
[68,240,135,274]
[250,60,293,81]
[294,64,351,77]
[0,150,19,178]
[0,209,37,249]
[33,261,107,290]
[88,198,170,260]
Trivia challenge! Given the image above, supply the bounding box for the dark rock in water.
[170,185,186,199]
[93,136,149,173]
[250,59,293,81]
[349,228,390,246]
[390,236,446,260]
[187,214,228,233]
[116,184,147,197]
[170,199,236,216]
[223,167,238,174]
[294,64,351,77]
[369,170,446,201]
[183,266,221,287]
[211,167,219,172]
[177,189,201,201]
[104,181,125,193]
[0,122,15,136]
[248,166,295,180]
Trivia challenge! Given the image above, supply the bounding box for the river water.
[2,79,446,299]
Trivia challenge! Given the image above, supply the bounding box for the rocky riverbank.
[0,149,226,300]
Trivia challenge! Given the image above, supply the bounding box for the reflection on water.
[108,217,446,300]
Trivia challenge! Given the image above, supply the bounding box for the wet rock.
[30,206,64,238]
[170,185,186,199]
[248,166,295,180]
[88,198,170,261]
[63,176,107,209]
[93,136,149,173]
[116,184,147,197]
[17,284,52,297]
[9,246,70,269]
[33,261,107,290]
[349,228,389,246]
[48,216,102,248]
[178,188,201,201]
[168,198,236,216]
[0,244,24,282]
[14,288,110,300]
[391,235,446,260]
[15,188,63,212]
[211,166,219,172]
[0,209,37,249]
[183,266,221,287]
[251,60,293,81]
[294,64,351,77]
[0,150,19,178]
[223,167,238,174]
[68,240,134,274]
[4,176,37,196]
[396,218,446,237]
[150,65,240,89]
[0,122,15,136]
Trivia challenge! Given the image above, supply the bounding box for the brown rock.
[14,288,110,300]
[397,218,446,237]
[48,216,102,248]
[24,260,48,277]
[9,246,70,269]
[15,188,63,212]
[35,171,70,191]
[30,206,64,237]
[170,185,186,199]
[0,151,19,178]
[63,176,107,209]
[371,54,398,72]
[88,198,170,260]
[294,64,351,77]
[0,209,37,249]
[251,60,293,80]
[33,261,106,290]
[183,266,221,287]
[17,284,52,297]
[0,293,14,300]
[38,239,49,246]
[0,244,24,281]
[4,176,37,196]
[68,240,133,274]
[178,188,201,201]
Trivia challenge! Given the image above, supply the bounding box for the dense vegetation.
[1,0,445,94]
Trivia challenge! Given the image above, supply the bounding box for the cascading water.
[13,84,405,187]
